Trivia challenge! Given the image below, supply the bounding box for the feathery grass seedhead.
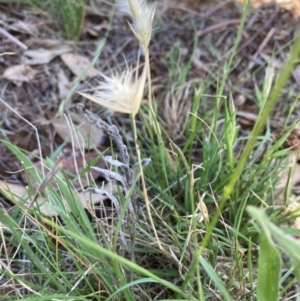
[77,63,147,116]
[117,0,156,48]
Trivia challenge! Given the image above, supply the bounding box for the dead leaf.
[77,184,118,208]
[60,152,106,188]
[57,68,71,98]
[0,180,117,217]
[25,46,71,65]
[21,151,107,189]
[260,53,283,69]
[61,53,99,78]
[8,20,36,35]
[0,180,55,216]
[52,113,104,149]
[2,64,37,82]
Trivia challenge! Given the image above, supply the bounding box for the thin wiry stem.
[0,97,45,178]
[0,27,28,50]
[144,47,153,116]
[131,115,164,251]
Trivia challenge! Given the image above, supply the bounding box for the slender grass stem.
[144,47,155,122]
[131,115,164,252]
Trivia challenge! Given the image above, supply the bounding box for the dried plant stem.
[144,47,161,136]
[144,47,153,115]
[0,27,28,50]
[0,97,44,178]
[131,115,163,251]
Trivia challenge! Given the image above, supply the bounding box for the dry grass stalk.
[77,0,166,253]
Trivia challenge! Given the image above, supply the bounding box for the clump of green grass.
[53,0,86,40]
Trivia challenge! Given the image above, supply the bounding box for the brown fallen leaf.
[260,53,283,69]
[7,20,36,35]
[61,53,99,78]
[52,113,104,149]
[0,180,55,216]
[25,46,71,65]
[20,151,107,190]
[2,64,37,82]
[0,179,117,217]
[57,68,71,99]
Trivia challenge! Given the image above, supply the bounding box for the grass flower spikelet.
[117,0,156,48]
[77,63,147,116]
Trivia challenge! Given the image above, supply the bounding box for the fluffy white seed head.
[77,63,147,116]
[117,0,156,48]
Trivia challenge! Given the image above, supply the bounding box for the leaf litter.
[61,53,100,78]
[2,64,38,83]
[24,45,72,65]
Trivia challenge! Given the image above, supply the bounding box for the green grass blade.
[199,257,231,301]
[257,230,281,301]
[248,206,300,285]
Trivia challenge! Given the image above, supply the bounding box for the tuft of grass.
[53,0,86,40]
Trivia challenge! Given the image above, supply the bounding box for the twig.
[0,98,44,177]
[198,19,241,37]
[226,9,278,58]
[0,27,28,50]
[249,27,276,69]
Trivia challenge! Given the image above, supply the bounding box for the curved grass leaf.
[199,256,231,301]
[247,206,300,300]
[257,230,281,301]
